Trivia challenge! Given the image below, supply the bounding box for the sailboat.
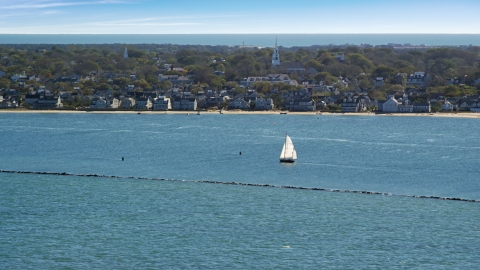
[279,133,297,163]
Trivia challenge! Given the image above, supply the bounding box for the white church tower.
[272,38,280,68]
[124,47,128,59]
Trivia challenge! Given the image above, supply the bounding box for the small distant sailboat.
[279,133,297,163]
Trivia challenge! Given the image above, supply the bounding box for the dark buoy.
[239,151,242,155]
[122,157,124,161]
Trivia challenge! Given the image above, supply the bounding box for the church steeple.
[272,37,280,68]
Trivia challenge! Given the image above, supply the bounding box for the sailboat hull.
[279,159,295,163]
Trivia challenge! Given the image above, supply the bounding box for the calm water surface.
[0,113,479,268]
[1,34,480,46]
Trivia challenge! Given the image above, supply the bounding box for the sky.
[0,0,479,34]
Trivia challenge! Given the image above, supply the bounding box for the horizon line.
[1,33,480,35]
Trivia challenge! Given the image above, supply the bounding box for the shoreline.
[1,109,480,119]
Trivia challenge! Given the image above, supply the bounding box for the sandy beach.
[1,109,480,119]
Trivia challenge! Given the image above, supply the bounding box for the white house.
[382,97,399,112]
[441,100,456,111]
[407,72,431,88]
[240,74,296,87]
[109,98,120,109]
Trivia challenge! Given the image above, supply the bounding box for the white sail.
[280,134,297,161]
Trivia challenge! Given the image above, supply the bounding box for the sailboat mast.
[284,132,287,159]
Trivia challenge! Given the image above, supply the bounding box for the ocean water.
[0,34,480,47]
[0,113,479,268]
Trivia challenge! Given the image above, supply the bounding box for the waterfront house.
[459,100,478,111]
[153,96,171,111]
[120,97,135,109]
[109,98,120,109]
[0,97,18,108]
[90,97,107,109]
[382,97,399,112]
[441,100,457,111]
[413,102,431,113]
[134,97,153,110]
[255,98,274,110]
[341,98,361,113]
[397,99,413,113]
[25,94,41,105]
[284,98,316,111]
[172,97,197,110]
[228,98,249,110]
[32,95,63,109]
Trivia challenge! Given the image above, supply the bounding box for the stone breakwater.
[1,169,478,203]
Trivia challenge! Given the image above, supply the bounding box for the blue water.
[1,34,480,46]
[0,113,479,268]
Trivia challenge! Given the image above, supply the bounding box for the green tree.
[443,85,461,97]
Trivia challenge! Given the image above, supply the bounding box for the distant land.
[1,34,480,47]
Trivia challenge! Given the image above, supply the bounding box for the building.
[124,47,128,59]
[284,98,316,111]
[134,97,153,110]
[255,98,274,110]
[407,72,431,88]
[172,97,197,110]
[446,77,463,86]
[413,102,431,112]
[90,98,107,109]
[228,98,249,110]
[272,38,280,68]
[158,75,193,85]
[374,77,385,88]
[153,96,171,111]
[341,98,361,113]
[240,74,296,87]
[32,95,63,109]
[382,97,399,112]
[278,62,305,74]
[120,97,136,109]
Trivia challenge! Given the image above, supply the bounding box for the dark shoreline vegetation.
[0,43,479,111]
[1,169,478,203]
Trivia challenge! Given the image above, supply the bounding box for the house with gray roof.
[255,98,274,110]
[158,74,193,86]
[407,72,431,88]
[341,98,361,113]
[240,74,297,87]
[172,97,197,110]
[228,98,249,110]
[284,97,315,111]
[153,96,171,111]
[278,62,305,74]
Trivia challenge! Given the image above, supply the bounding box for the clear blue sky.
[0,0,479,34]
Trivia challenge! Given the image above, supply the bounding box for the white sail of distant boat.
[280,133,297,163]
